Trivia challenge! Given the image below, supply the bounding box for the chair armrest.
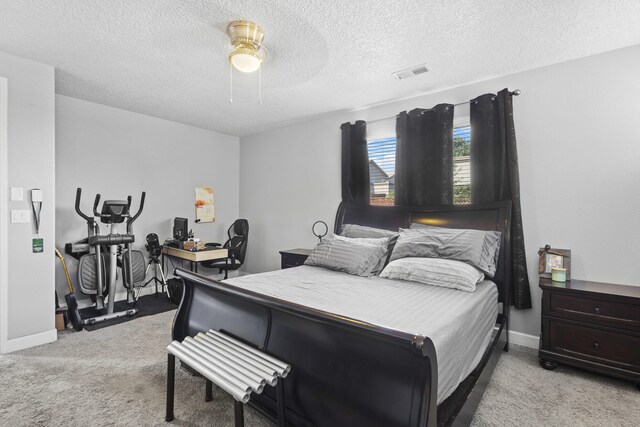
[205,242,222,248]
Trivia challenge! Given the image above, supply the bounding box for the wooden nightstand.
[538,277,640,389]
[279,248,311,269]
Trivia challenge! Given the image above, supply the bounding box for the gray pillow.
[380,257,485,292]
[340,224,399,240]
[304,236,388,277]
[340,224,399,268]
[334,235,390,275]
[390,225,501,277]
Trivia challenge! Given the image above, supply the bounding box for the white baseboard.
[508,330,539,349]
[1,329,57,354]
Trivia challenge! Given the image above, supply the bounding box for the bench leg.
[166,354,175,422]
[205,379,213,402]
[234,400,244,427]
[276,379,286,427]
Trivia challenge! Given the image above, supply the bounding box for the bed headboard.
[334,201,512,307]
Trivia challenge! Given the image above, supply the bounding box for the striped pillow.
[340,224,399,269]
[380,257,485,292]
[340,224,399,241]
[333,235,390,275]
[390,225,501,277]
[304,236,388,277]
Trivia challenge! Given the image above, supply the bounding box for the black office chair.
[202,219,249,279]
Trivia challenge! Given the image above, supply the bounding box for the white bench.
[165,329,290,426]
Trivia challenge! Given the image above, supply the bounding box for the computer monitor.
[173,217,188,241]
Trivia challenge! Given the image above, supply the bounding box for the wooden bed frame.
[171,201,512,426]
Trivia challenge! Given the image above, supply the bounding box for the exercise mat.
[79,294,175,331]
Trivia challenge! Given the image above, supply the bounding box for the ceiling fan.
[226,20,269,103]
[226,20,269,73]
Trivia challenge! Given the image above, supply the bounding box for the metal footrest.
[165,329,290,426]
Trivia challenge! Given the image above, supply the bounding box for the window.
[453,125,471,204]
[367,126,471,205]
[367,137,396,206]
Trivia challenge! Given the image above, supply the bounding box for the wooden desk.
[162,246,228,274]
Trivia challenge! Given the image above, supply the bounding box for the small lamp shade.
[230,49,262,73]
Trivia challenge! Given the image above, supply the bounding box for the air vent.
[392,64,430,80]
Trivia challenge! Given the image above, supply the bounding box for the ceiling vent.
[392,64,430,80]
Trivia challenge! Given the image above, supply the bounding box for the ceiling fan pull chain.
[258,66,262,104]
[229,61,233,104]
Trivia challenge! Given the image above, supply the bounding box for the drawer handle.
[593,342,600,350]
[593,306,601,314]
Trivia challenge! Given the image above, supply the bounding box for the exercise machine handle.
[93,194,102,217]
[128,191,146,228]
[126,195,132,213]
[74,188,92,222]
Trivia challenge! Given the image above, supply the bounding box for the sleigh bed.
[171,201,512,426]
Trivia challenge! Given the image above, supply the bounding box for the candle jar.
[551,267,567,282]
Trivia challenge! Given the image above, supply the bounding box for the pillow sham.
[333,235,390,275]
[380,257,485,292]
[340,224,399,268]
[340,223,399,240]
[390,225,501,277]
[304,235,388,277]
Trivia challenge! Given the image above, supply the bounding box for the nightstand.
[538,277,640,390]
[279,248,311,269]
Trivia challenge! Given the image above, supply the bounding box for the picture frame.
[538,245,571,280]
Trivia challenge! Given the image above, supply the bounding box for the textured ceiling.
[1,0,640,136]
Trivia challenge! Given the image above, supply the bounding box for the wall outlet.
[10,210,30,223]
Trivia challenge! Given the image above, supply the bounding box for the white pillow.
[380,257,485,292]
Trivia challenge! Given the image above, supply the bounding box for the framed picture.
[538,245,571,280]
[194,187,215,223]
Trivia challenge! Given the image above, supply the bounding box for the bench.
[165,329,290,426]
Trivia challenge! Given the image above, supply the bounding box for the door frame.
[0,76,9,352]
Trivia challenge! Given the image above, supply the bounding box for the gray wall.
[239,44,640,339]
[0,51,56,349]
[55,95,240,304]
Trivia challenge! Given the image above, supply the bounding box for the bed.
[171,201,512,426]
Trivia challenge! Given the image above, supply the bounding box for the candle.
[551,267,567,282]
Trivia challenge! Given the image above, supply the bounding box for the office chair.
[202,219,249,279]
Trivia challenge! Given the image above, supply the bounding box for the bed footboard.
[172,268,438,427]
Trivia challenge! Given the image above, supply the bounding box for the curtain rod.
[365,89,521,124]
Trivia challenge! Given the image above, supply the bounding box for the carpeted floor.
[0,311,637,426]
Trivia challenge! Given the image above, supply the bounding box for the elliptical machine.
[69,187,146,326]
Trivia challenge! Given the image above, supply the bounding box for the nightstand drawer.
[279,249,311,270]
[548,320,640,372]
[546,292,640,332]
[281,257,305,269]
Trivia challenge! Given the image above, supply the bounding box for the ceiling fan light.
[229,47,262,73]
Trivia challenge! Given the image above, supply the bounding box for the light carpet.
[0,311,637,426]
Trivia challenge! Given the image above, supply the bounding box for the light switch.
[10,187,24,201]
[10,210,30,223]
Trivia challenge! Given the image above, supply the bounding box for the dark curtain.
[470,88,531,309]
[341,120,369,204]
[395,104,454,206]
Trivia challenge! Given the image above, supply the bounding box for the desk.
[162,246,228,274]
